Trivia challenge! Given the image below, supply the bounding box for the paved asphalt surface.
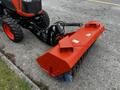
[1,0,120,90]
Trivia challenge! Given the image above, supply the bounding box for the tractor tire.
[36,11,50,29]
[2,18,24,42]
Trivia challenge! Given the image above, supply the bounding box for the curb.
[0,52,40,90]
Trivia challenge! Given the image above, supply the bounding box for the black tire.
[2,18,24,42]
[35,11,50,29]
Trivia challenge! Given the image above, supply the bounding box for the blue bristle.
[64,73,73,82]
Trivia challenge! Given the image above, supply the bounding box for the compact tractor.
[0,0,105,81]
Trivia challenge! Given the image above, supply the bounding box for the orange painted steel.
[37,21,105,77]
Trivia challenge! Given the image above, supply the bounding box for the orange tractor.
[0,0,105,81]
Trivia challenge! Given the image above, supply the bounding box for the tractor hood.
[2,0,42,17]
[22,0,42,14]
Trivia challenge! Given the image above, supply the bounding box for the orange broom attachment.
[37,21,105,77]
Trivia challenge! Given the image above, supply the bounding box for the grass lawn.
[0,58,31,90]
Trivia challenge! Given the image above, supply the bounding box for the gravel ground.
[0,0,120,90]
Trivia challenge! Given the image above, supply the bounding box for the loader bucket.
[37,21,105,77]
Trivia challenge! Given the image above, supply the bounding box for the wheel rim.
[2,23,14,40]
